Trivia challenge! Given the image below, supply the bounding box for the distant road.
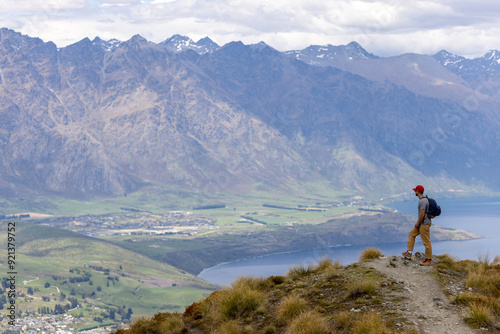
[23,277,39,285]
[7,212,53,218]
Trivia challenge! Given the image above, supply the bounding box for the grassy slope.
[0,222,216,320]
[434,254,500,330]
[114,256,418,334]
[114,253,500,334]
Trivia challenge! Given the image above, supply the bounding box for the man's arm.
[414,209,426,229]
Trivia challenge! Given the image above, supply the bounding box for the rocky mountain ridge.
[159,34,220,54]
[0,28,499,199]
[57,31,500,80]
[284,41,379,65]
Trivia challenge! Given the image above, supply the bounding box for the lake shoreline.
[197,224,484,275]
[198,197,500,285]
[176,211,478,276]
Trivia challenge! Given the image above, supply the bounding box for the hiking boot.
[402,251,412,259]
[420,259,432,266]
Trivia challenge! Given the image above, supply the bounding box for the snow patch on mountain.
[160,34,220,54]
[284,41,379,66]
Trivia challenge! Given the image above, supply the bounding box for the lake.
[198,197,500,285]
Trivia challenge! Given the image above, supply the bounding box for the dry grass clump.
[212,278,266,321]
[483,296,500,316]
[465,301,495,328]
[478,252,492,266]
[231,275,267,291]
[267,275,286,286]
[466,268,500,298]
[284,310,332,334]
[437,253,500,330]
[333,311,354,330]
[352,312,396,334]
[119,313,186,334]
[276,292,309,324]
[333,311,401,334]
[359,248,383,262]
[347,279,378,299]
[195,276,267,324]
[454,291,483,305]
[121,318,153,334]
[156,313,186,334]
[263,324,277,334]
[286,263,316,280]
[458,259,486,274]
[435,253,459,272]
[315,257,342,277]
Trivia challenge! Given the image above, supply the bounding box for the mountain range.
[0,28,499,199]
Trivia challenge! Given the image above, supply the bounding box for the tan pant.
[407,224,432,260]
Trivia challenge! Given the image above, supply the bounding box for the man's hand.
[414,208,425,229]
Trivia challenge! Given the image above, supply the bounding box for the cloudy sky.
[2,0,500,57]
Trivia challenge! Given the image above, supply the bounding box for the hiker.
[402,185,432,266]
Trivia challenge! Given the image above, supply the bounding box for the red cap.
[413,185,424,193]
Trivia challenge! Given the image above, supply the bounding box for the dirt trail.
[363,254,482,334]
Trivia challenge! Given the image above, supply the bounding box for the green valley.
[0,222,216,332]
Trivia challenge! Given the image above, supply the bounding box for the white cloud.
[1,0,500,57]
[0,0,86,12]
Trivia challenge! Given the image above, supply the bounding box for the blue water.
[198,197,500,285]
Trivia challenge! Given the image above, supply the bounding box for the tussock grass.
[466,301,494,328]
[353,312,396,334]
[286,263,316,280]
[477,252,492,266]
[123,313,186,334]
[231,275,267,291]
[436,253,500,330]
[213,283,266,321]
[454,291,483,305]
[276,292,309,324]
[210,320,243,334]
[197,291,221,319]
[466,269,500,298]
[200,276,267,322]
[486,296,500,314]
[462,259,484,272]
[125,318,154,334]
[156,313,186,333]
[435,253,459,271]
[359,248,383,262]
[333,311,400,333]
[263,325,277,334]
[334,311,354,330]
[315,257,341,271]
[284,310,332,334]
[315,257,342,277]
[267,275,286,286]
[347,279,378,299]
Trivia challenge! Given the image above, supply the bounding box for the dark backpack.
[424,196,441,218]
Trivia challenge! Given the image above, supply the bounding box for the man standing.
[402,185,432,266]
